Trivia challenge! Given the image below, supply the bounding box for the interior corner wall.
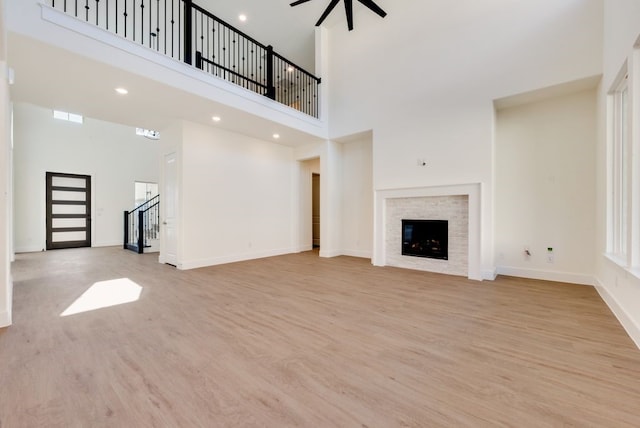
[178,121,295,269]
[0,0,12,327]
[341,136,373,259]
[12,103,160,252]
[596,0,640,347]
[495,89,597,285]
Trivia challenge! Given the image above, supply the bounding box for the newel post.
[266,45,275,100]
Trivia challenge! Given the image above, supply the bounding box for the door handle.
[163,221,167,225]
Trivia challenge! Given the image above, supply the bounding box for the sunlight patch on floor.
[61,278,142,317]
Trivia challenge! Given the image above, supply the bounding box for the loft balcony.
[45,0,322,118]
[6,0,328,145]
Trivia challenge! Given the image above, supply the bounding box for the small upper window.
[53,110,83,124]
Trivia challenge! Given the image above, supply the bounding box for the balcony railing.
[49,0,321,118]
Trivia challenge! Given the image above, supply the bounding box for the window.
[609,71,629,262]
[53,110,83,124]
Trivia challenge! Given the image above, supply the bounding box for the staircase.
[124,195,160,254]
[48,0,322,118]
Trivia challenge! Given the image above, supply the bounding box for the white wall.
[341,136,373,258]
[495,89,597,285]
[13,103,159,252]
[327,0,603,276]
[0,0,12,327]
[596,1,640,347]
[178,121,295,269]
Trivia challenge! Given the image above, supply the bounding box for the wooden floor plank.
[1,247,640,427]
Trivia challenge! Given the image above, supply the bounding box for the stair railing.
[48,0,321,118]
[124,194,160,254]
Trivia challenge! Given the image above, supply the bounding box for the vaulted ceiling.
[196,0,390,70]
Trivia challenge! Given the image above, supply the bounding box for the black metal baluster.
[140,0,145,45]
[106,0,109,29]
[164,0,167,54]
[199,11,203,59]
[148,0,152,48]
[183,0,191,64]
[170,0,174,57]
[94,0,98,25]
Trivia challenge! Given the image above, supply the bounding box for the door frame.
[45,172,92,250]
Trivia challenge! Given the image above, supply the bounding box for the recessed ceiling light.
[212,116,221,122]
[287,66,295,73]
[273,134,280,139]
[115,87,128,95]
[238,14,247,22]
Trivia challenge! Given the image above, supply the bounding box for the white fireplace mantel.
[373,183,482,281]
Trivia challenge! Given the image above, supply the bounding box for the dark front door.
[46,172,92,250]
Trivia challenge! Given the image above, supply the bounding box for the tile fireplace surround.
[387,196,468,276]
[373,184,482,280]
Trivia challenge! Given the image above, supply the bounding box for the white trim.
[496,266,594,286]
[93,241,123,248]
[373,183,482,281]
[319,249,342,258]
[0,310,11,328]
[178,248,294,270]
[604,252,640,281]
[14,246,44,254]
[482,268,498,281]
[594,278,640,350]
[342,249,372,259]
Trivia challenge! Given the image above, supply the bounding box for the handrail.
[272,50,321,84]
[130,194,159,213]
[124,194,160,253]
[191,2,265,51]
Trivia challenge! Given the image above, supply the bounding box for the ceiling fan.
[290,0,387,31]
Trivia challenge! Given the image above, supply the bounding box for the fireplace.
[402,219,448,260]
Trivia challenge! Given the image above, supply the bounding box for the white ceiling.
[7,0,390,146]
[196,0,389,70]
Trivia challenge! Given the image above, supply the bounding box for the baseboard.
[178,248,294,270]
[341,249,372,259]
[0,309,11,328]
[496,266,594,286]
[93,241,122,248]
[296,245,313,253]
[14,246,44,254]
[482,268,497,281]
[594,278,640,349]
[319,249,343,258]
[0,273,12,328]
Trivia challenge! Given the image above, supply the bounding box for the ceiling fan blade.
[290,0,313,6]
[315,0,341,26]
[344,0,353,31]
[356,0,387,18]
[344,0,354,31]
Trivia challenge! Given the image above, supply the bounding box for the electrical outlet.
[546,247,554,263]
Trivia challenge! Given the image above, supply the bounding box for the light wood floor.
[2,248,640,427]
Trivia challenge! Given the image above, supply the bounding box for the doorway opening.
[312,173,320,248]
[135,182,159,207]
